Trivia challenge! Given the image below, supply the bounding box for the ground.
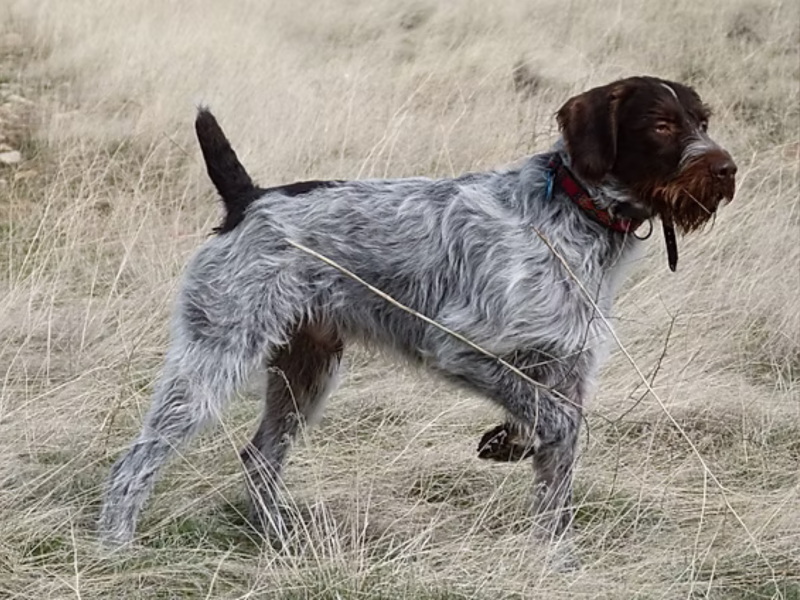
[0,0,798,598]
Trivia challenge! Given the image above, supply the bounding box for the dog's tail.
[195,107,256,233]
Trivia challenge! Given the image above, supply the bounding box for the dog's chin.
[671,208,715,234]
[650,185,730,234]
[675,189,735,233]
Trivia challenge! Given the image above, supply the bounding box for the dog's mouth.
[711,175,736,209]
[718,183,736,207]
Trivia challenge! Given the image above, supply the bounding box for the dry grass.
[0,0,798,597]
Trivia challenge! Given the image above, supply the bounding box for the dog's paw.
[477,423,534,462]
[547,539,581,573]
[96,508,137,551]
[247,503,292,550]
[477,424,510,460]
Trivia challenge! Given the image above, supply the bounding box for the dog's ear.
[556,82,631,184]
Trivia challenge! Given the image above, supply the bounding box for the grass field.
[0,0,798,597]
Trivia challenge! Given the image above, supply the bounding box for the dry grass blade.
[0,0,797,598]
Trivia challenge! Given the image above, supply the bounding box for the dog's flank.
[101,77,736,568]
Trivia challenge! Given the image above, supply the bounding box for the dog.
[97,76,736,560]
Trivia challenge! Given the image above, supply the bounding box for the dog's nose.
[711,155,737,179]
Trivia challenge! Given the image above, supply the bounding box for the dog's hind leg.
[97,255,283,546]
[97,325,265,546]
[240,323,342,544]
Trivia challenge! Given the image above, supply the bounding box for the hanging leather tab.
[662,219,678,272]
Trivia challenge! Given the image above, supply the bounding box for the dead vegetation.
[0,0,798,598]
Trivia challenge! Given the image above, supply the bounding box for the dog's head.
[556,76,736,234]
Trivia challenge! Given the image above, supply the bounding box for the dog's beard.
[633,161,735,272]
[647,159,735,234]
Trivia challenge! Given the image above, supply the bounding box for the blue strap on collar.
[545,163,555,200]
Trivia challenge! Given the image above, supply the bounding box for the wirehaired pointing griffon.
[98,76,736,561]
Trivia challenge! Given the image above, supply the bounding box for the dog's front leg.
[431,345,584,568]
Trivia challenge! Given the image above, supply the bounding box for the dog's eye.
[699,120,709,132]
[655,122,673,135]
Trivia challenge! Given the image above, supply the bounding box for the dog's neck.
[547,153,643,234]
[551,140,682,272]
[551,139,653,234]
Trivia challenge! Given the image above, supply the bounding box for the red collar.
[546,154,643,234]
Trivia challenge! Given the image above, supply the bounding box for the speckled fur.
[99,77,734,564]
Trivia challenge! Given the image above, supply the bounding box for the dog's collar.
[545,154,644,234]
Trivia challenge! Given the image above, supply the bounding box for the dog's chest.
[472,236,640,356]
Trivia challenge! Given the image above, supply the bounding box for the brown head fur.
[557,76,737,234]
